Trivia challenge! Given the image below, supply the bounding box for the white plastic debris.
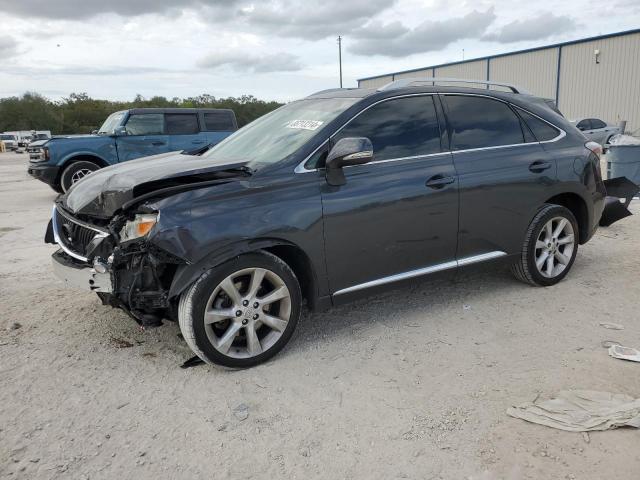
[609,134,640,146]
[608,345,640,363]
[507,390,640,431]
[599,321,624,330]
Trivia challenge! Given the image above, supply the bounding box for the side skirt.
[333,251,507,297]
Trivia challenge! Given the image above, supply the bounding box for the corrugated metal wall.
[435,60,487,88]
[357,31,640,132]
[558,32,640,132]
[359,75,394,89]
[393,69,433,80]
[489,48,558,99]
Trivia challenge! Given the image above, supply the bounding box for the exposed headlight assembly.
[119,213,158,242]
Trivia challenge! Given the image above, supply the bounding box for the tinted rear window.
[333,95,441,162]
[165,113,199,135]
[516,108,561,142]
[445,96,524,150]
[203,111,235,131]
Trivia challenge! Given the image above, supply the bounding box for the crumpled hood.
[63,151,249,218]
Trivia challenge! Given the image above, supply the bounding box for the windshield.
[0,135,15,140]
[98,111,126,134]
[203,97,358,167]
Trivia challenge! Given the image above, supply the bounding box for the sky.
[0,0,639,102]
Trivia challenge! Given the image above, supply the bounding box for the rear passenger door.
[442,94,557,259]
[165,113,203,152]
[116,113,170,162]
[321,95,459,295]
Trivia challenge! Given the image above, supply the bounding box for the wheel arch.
[544,192,589,243]
[168,238,322,309]
[61,154,109,169]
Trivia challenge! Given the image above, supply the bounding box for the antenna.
[337,36,343,88]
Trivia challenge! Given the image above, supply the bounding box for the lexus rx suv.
[45,79,636,368]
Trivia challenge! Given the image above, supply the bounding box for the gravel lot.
[1,151,639,479]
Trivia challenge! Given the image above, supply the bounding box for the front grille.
[54,207,106,259]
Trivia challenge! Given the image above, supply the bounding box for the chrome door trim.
[294,92,566,174]
[333,251,507,296]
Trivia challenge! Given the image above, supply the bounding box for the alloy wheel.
[534,216,575,278]
[203,267,291,359]
[70,168,94,184]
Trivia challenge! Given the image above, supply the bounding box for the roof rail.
[378,77,531,95]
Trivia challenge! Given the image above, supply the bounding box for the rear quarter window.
[444,95,524,150]
[515,107,561,142]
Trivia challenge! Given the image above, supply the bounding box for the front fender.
[59,151,109,167]
[167,238,303,298]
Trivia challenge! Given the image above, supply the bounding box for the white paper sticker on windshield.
[286,120,324,131]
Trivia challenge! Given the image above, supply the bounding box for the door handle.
[426,175,455,189]
[529,161,552,173]
[152,141,166,146]
[192,140,205,144]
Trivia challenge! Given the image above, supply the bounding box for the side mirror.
[325,137,373,186]
[113,126,127,136]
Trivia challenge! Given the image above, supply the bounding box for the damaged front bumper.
[47,203,184,326]
[51,249,112,293]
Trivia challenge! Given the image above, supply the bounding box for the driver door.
[116,113,170,162]
[320,95,459,296]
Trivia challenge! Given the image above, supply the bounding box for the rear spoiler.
[600,177,639,227]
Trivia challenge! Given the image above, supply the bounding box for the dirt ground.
[1,151,639,479]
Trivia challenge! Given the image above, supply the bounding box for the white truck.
[0,133,18,151]
[4,130,51,148]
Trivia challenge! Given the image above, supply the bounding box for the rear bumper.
[28,164,60,186]
[600,177,640,227]
[52,249,112,293]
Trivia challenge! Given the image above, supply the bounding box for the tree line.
[0,92,283,134]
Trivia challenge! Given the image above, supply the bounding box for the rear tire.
[178,251,301,368]
[60,161,100,192]
[511,204,579,287]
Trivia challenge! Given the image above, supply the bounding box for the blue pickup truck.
[28,108,237,192]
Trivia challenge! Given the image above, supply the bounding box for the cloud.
[349,9,496,57]
[5,64,180,77]
[0,0,395,41]
[0,35,18,59]
[197,51,303,73]
[0,0,397,41]
[233,0,398,40]
[483,14,577,43]
[0,0,220,19]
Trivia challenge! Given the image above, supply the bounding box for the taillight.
[585,141,602,159]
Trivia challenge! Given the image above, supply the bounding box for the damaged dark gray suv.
[46,78,638,368]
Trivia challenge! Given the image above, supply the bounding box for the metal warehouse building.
[358,29,640,133]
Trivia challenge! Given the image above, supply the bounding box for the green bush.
[0,92,283,134]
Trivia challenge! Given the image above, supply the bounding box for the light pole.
[337,35,343,88]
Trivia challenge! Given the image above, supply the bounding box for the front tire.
[178,251,302,368]
[511,204,579,286]
[60,161,100,192]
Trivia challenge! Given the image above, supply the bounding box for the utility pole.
[337,36,343,88]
